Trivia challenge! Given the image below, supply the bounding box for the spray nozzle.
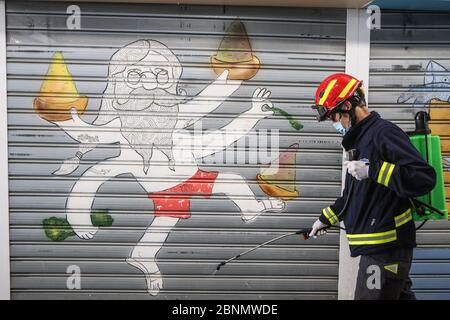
[414,111,431,135]
[296,228,312,240]
[216,261,226,271]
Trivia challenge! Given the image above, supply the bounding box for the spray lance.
[213,149,358,274]
[213,225,348,274]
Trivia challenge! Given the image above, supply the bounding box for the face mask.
[333,121,349,135]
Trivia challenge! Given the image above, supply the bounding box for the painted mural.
[397,61,450,113]
[257,143,299,200]
[210,20,260,80]
[36,21,303,296]
[397,60,450,212]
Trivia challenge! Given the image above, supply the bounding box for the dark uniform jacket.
[319,111,436,257]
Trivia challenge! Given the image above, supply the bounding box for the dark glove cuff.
[369,160,382,181]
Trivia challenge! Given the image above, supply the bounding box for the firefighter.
[310,73,436,300]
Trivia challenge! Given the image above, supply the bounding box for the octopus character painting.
[36,39,287,295]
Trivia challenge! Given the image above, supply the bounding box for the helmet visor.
[311,104,332,122]
[311,98,353,122]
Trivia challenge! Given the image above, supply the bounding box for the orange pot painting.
[210,20,261,80]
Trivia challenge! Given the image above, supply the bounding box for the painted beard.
[115,87,187,173]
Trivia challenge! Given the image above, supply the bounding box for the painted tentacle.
[193,88,274,159]
[65,158,129,239]
[53,108,122,175]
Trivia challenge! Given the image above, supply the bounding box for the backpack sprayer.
[407,111,448,226]
[213,112,447,273]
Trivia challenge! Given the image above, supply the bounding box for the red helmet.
[312,73,362,121]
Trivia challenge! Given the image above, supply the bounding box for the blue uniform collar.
[342,111,380,151]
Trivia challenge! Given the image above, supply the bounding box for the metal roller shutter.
[6,1,346,299]
[370,10,450,299]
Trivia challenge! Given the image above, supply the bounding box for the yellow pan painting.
[257,143,300,201]
[33,52,88,122]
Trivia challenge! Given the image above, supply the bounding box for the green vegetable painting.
[43,210,113,241]
[263,105,303,131]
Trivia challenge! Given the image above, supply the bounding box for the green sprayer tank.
[408,111,448,221]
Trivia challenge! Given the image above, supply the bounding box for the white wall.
[338,8,371,300]
[0,0,11,301]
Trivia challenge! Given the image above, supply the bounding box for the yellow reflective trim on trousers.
[322,208,335,225]
[338,78,357,98]
[384,163,395,187]
[326,207,339,224]
[395,208,413,228]
[377,162,388,184]
[319,79,337,106]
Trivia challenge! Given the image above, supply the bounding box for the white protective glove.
[309,219,328,239]
[344,160,369,181]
